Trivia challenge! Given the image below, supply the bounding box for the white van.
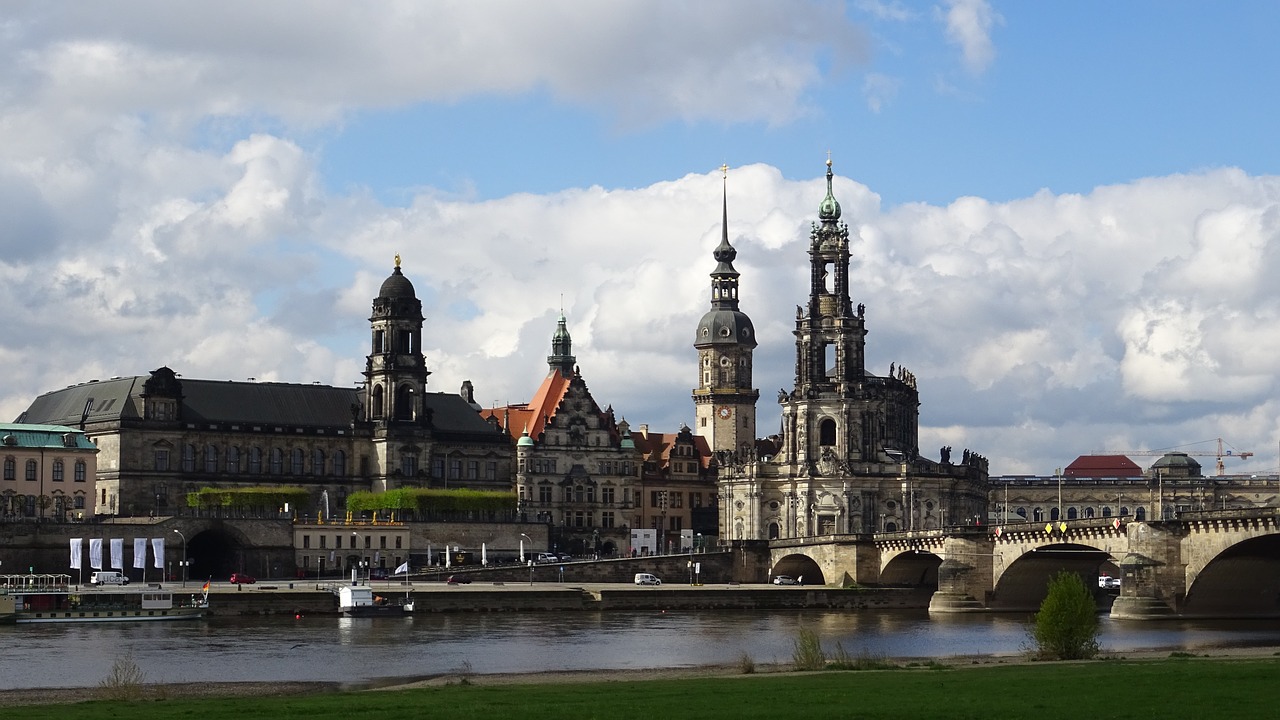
[89,571,129,586]
[634,573,661,586]
[535,553,559,564]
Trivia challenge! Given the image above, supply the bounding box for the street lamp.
[520,533,531,563]
[173,529,187,587]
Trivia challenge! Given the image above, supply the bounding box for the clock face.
[717,406,732,420]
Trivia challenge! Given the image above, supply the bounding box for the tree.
[1032,571,1100,660]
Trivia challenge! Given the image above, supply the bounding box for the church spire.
[710,164,742,311]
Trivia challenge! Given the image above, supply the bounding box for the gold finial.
[826,150,832,168]
[720,163,728,179]
[394,253,401,269]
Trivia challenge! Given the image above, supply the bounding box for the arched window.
[395,384,415,421]
[1016,507,1027,519]
[205,445,219,473]
[74,461,86,482]
[313,449,325,476]
[1033,507,1044,522]
[1085,506,1095,518]
[1067,507,1078,520]
[25,460,37,481]
[1050,507,1060,521]
[1101,506,1112,517]
[226,446,240,474]
[290,449,304,475]
[3,457,13,480]
[372,385,384,418]
[52,460,64,482]
[768,522,780,539]
[1134,506,1146,521]
[332,450,346,478]
[819,419,836,446]
[270,448,284,475]
[248,447,262,474]
[182,444,196,472]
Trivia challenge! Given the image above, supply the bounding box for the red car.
[229,572,257,584]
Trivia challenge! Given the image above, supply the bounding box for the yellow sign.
[1045,522,1053,534]
[1058,521,1067,532]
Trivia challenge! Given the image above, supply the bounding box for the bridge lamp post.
[173,529,187,587]
[520,533,531,563]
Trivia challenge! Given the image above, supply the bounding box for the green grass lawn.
[15,656,1280,720]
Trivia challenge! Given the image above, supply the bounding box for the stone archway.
[770,553,825,585]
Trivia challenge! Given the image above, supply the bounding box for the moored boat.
[1,573,208,623]
[337,584,414,617]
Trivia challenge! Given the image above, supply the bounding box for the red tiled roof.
[1064,455,1144,478]
[479,368,571,441]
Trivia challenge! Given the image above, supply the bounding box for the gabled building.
[482,314,639,557]
[17,259,513,519]
[632,424,719,552]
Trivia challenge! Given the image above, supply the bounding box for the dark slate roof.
[21,375,504,438]
[19,377,144,427]
[424,392,509,439]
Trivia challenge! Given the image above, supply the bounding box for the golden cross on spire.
[720,163,728,178]
[826,149,832,168]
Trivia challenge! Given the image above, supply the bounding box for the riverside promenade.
[194,579,934,616]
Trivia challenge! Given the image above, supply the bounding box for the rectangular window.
[602,486,614,504]
[449,460,462,479]
[433,458,445,478]
[670,492,683,509]
[320,535,327,549]
[539,485,552,503]
[651,491,659,508]
[335,535,342,549]
[303,535,311,549]
[52,461,64,482]
[154,450,169,472]
[601,511,615,528]
[691,492,702,508]
[395,536,402,549]
[486,462,497,481]
[669,516,682,531]
[467,461,478,480]
[3,459,13,480]
[379,536,387,549]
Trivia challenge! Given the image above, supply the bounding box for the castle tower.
[692,166,759,456]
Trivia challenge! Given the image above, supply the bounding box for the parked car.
[535,553,559,563]
[445,575,472,584]
[634,573,662,586]
[773,575,798,585]
[229,572,256,584]
[369,568,389,580]
[1098,575,1120,590]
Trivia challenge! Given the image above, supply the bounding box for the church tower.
[362,255,432,491]
[692,166,759,456]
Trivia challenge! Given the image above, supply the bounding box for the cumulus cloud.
[3,3,1279,481]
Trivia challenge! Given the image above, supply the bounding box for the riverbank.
[5,644,1278,708]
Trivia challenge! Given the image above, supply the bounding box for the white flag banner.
[110,538,124,570]
[89,538,103,569]
[133,538,147,569]
[394,561,409,575]
[70,538,82,569]
[152,538,165,569]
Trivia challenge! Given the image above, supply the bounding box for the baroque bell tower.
[692,165,759,456]
[362,254,432,490]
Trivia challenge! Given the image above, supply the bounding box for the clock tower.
[692,166,759,456]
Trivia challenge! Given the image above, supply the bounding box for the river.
[6,610,1280,690]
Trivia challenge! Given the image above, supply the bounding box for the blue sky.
[3,1,1280,475]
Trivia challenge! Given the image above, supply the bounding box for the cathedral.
[708,160,989,540]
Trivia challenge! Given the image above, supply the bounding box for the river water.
[6,610,1280,690]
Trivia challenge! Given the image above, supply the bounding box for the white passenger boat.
[337,584,414,617]
[1,573,208,623]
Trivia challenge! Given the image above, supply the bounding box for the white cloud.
[939,0,1001,76]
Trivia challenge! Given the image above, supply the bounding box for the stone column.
[1110,521,1185,619]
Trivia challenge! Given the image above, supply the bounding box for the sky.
[3,1,1280,476]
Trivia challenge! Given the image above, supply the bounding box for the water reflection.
[4,610,1280,690]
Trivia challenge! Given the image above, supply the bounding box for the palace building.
[17,259,513,519]
[717,160,989,540]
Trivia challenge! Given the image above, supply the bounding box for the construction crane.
[1102,438,1253,477]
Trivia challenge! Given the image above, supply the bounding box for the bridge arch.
[770,553,825,585]
[993,542,1111,611]
[1183,534,1280,617]
[880,550,941,587]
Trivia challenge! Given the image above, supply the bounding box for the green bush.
[1032,571,1100,660]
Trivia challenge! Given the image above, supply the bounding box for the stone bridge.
[764,507,1280,619]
